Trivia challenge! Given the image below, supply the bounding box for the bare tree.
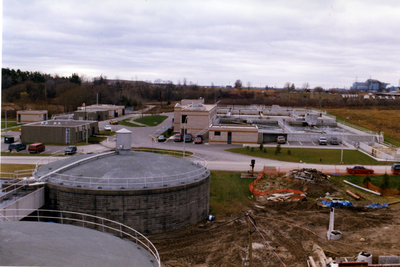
[302,82,310,91]
[234,79,242,89]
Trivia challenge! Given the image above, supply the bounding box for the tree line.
[2,68,399,117]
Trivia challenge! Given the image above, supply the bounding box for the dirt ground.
[152,176,400,267]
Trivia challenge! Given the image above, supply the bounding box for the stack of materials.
[287,168,330,183]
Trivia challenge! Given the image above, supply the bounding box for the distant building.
[17,110,48,123]
[387,86,400,92]
[209,125,258,144]
[74,104,125,121]
[351,79,389,92]
[21,120,99,145]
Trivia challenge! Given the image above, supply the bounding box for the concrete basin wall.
[45,176,210,234]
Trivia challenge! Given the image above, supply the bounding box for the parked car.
[194,136,203,144]
[392,163,400,175]
[319,137,327,145]
[28,143,45,154]
[104,125,112,131]
[184,134,193,143]
[330,137,340,145]
[8,142,26,152]
[65,145,77,155]
[276,136,286,144]
[109,120,118,125]
[346,165,374,175]
[174,133,183,142]
[4,136,15,144]
[157,135,166,142]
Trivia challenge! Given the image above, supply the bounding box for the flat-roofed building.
[75,104,125,120]
[209,125,259,144]
[21,120,99,145]
[73,110,109,121]
[17,110,48,123]
[173,98,217,137]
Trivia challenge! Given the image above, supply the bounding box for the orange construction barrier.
[249,170,306,200]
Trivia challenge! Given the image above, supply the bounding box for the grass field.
[98,130,116,136]
[226,147,392,165]
[343,175,400,191]
[1,121,19,129]
[209,171,253,216]
[0,151,65,157]
[119,118,144,127]
[0,164,36,173]
[134,115,167,126]
[326,108,400,147]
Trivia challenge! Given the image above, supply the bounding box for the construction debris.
[365,203,389,209]
[320,200,353,208]
[287,168,330,183]
[346,190,361,200]
[343,180,381,196]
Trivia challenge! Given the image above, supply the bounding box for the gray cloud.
[3,0,400,88]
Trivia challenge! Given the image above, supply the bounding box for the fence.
[0,209,161,267]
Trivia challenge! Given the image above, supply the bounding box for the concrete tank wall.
[45,177,209,234]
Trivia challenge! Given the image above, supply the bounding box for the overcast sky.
[2,0,400,88]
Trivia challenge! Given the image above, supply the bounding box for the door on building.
[65,128,70,144]
[227,132,232,144]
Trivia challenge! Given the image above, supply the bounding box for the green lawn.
[226,147,392,165]
[0,164,37,173]
[98,130,116,136]
[134,115,167,126]
[0,151,64,157]
[119,118,144,127]
[1,121,19,129]
[343,175,400,191]
[209,171,253,216]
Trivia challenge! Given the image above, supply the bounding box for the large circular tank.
[0,219,159,267]
[36,150,210,234]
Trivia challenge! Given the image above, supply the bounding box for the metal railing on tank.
[0,209,161,267]
[42,150,209,189]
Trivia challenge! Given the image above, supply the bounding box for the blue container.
[207,215,215,221]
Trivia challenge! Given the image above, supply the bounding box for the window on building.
[181,115,187,123]
[214,131,221,136]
